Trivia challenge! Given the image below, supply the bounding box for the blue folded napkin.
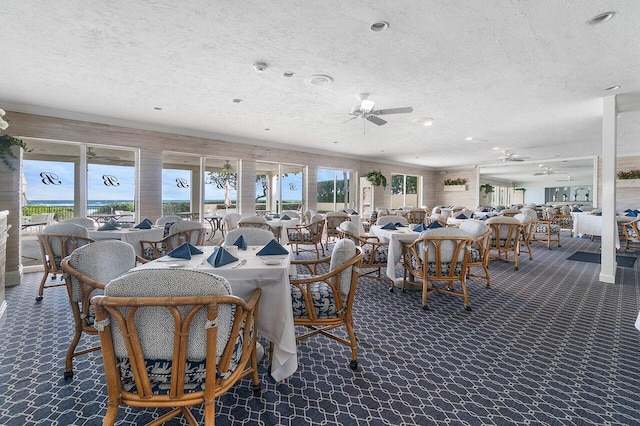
[413,223,426,232]
[281,214,291,220]
[455,214,468,219]
[381,222,397,230]
[427,221,443,229]
[98,222,119,231]
[625,209,633,212]
[256,239,289,256]
[481,208,489,212]
[134,218,153,229]
[108,219,121,227]
[265,216,272,221]
[351,211,359,215]
[272,214,280,218]
[233,235,248,250]
[481,216,489,221]
[395,222,406,227]
[207,247,239,267]
[626,210,638,217]
[595,212,602,216]
[167,242,203,259]
[572,208,582,212]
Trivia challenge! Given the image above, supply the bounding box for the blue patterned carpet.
[1,235,639,425]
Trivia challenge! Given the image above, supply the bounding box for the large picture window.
[317,168,353,213]
[391,173,419,209]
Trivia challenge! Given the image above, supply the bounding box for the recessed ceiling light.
[264,128,270,131]
[465,137,473,141]
[283,72,295,78]
[333,141,338,144]
[617,113,623,118]
[154,107,162,110]
[232,98,243,103]
[370,21,389,32]
[422,118,434,127]
[305,75,333,85]
[588,11,615,25]
[604,85,620,91]
[492,147,500,150]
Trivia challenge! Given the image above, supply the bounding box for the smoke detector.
[253,62,267,72]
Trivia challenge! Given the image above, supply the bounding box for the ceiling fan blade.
[366,115,387,126]
[374,107,413,115]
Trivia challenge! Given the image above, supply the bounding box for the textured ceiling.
[1,0,639,183]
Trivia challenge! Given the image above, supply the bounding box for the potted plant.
[479,183,495,194]
[616,170,640,188]
[0,109,29,171]
[444,178,467,191]
[364,170,387,189]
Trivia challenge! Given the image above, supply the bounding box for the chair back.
[329,239,362,300]
[38,223,93,274]
[486,216,521,248]
[155,215,182,226]
[239,215,267,224]
[326,212,350,239]
[63,217,98,229]
[520,207,538,220]
[406,208,427,225]
[223,212,242,231]
[303,210,315,224]
[338,221,360,243]
[167,220,206,247]
[63,240,135,307]
[92,268,260,424]
[419,228,471,270]
[224,228,276,246]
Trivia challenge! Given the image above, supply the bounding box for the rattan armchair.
[338,221,392,290]
[288,239,364,369]
[486,216,522,270]
[618,218,640,251]
[92,268,261,425]
[287,214,326,259]
[459,220,492,288]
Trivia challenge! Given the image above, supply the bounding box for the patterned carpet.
[1,235,639,425]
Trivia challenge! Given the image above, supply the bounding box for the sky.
[24,160,305,202]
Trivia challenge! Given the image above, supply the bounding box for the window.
[391,173,419,209]
[317,168,353,213]
[256,161,305,214]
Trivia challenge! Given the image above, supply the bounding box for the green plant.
[617,170,640,180]
[365,170,387,189]
[0,109,30,171]
[479,183,495,193]
[444,178,467,186]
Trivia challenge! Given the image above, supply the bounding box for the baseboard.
[598,272,616,283]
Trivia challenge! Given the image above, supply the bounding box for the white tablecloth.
[88,227,164,256]
[571,213,622,249]
[370,225,421,282]
[132,245,298,382]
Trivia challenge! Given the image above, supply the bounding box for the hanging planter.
[364,170,387,189]
[479,183,494,194]
[444,178,467,191]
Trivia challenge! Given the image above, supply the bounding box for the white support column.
[599,95,617,283]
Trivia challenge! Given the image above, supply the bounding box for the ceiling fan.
[347,93,413,127]
[533,165,567,176]
[86,147,127,164]
[498,150,529,162]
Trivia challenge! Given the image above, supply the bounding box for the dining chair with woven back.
[486,216,522,270]
[401,227,473,311]
[60,240,139,379]
[139,221,206,261]
[338,220,392,290]
[458,220,492,289]
[325,211,350,243]
[514,213,534,261]
[91,268,261,425]
[287,214,326,259]
[238,215,279,239]
[62,217,98,229]
[406,208,427,225]
[36,222,95,302]
[288,239,364,370]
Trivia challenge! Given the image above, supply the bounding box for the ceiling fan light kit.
[348,93,413,130]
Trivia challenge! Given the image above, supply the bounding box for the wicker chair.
[325,212,350,243]
[338,221,392,290]
[287,214,326,259]
[288,239,364,369]
[36,223,95,302]
[376,215,408,227]
[514,213,534,261]
[92,268,261,425]
[530,217,561,250]
[238,215,278,239]
[406,208,427,225]
[459,220,492,288]
[486,216,522,270]
[618,218,640,251]
[401,227,473,311]
[60,240,137,379]
[139,222,206,261]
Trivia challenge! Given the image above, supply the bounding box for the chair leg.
[65,326,83,379]
[37,271,48,301]
[102,404,119,426]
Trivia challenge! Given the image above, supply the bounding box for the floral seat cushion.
[288,230,314,242]
[468,247,481,263]
[536,224,561,233]
[362,244,388,264]
[290,279,337,319]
